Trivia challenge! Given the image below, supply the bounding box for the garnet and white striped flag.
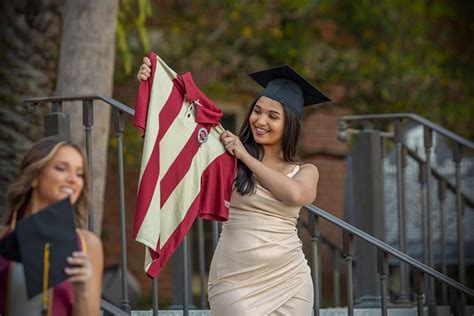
[133,52,236,277]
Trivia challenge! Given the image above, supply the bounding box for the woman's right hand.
[137,56,152,82]
[65,250,92,295]
[220,130,249,160]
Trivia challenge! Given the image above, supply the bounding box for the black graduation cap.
[248,64,331,119]
[0,197,78,299]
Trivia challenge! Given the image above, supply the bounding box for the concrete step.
[131,306,473,316]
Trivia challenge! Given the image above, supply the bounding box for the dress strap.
[286,165,300,177]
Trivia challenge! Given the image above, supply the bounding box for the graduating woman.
[138,57,330,315]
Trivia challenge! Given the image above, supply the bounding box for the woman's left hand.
[65,251,92,295]
[220,130,248,160]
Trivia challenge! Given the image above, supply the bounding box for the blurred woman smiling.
[0,136,103,316]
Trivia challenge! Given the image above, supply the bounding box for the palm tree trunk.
[55,0,118,235]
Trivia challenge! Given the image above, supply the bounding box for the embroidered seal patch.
[197,127,208,144]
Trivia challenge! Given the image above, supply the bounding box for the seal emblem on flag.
[197,127,208,144]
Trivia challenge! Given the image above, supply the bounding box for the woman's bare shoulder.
[78,229,102,251]
[299,162,319,175]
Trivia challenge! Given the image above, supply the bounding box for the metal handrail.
[303,204,474,297]
[300,218,344,255]
[100,299,130,316]
[338,113,473,313]
[345,128,474,208]
[402,144,474,208]
[340,126,474,208]
[22,95,135,117]
[23,98,474,312]
[339,113,474,150]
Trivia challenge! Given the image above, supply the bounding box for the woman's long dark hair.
[234,98,302,195]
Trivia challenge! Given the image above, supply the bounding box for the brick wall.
[299,105,352,305]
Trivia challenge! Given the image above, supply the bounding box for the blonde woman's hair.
[2,136,90,229]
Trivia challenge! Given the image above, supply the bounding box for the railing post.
[333,247,341,307]
[423,126,436,315]
[113,109,131,313]
[438,178,448,305]
[418,161,428,264]
[152,278,159,316]
[377,250,389,316]
[337,118,349,142]
[363,120,374,130]
[414,269,426,316]
[343,232,354,316]
[44,101,71,139]
[394,120,410,304]
[449,287,464,316]
[82,99,94,232]
[453,143,466,315]
[349,130,385,307]
[197,217,208,309]
[212,221,219,250]
[171,238,194,312]
[183,234,190,316]
[308,213,320,316]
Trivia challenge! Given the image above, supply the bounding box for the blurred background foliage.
[113,0,473,164]
[117,0,152,76]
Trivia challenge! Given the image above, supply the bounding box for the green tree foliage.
[111,0,153,165]
[319,0,474,138]
[146,1,324,90]
[140,0,473,138]
[117,0,152,76]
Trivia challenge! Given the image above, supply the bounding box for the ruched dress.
[208,165,313,315]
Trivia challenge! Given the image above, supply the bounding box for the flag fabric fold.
[133,52,236,277]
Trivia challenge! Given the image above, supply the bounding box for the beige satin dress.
[208,165,313,315]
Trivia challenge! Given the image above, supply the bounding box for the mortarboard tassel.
[42,242,51,316]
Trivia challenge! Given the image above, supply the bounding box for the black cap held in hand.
[0,197,78,298]
[248,64,331,119]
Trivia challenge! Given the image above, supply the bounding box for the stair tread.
[129,305,474,316]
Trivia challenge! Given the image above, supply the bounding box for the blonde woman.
[0,136,103,316]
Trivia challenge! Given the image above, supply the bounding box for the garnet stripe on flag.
[156,88,185,143]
